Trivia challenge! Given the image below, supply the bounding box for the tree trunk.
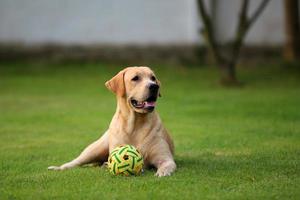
[219,62,239,86]
[197,0,270,86]
[284,0,300,61]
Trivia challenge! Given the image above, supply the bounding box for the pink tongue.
[144,101,156,107]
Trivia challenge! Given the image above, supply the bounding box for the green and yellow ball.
[108,144,144,176]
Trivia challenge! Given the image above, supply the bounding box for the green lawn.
[0,62,299,199]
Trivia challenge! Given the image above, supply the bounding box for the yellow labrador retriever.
[48,66,176,177]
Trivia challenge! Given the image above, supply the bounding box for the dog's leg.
[149,141,176,177]
[48,131,109,171]
[154,159,176,177]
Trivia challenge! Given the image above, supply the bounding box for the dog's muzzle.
[131,95,157,111]
[130,84,159,112]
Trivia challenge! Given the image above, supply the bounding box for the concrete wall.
[0,0,289,46]
[215,0,285,45]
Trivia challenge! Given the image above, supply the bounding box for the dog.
[48,66,176,177]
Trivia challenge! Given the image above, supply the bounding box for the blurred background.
[0,0,298,70]
[0,0,284,45]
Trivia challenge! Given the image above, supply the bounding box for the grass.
[0,61,299,199]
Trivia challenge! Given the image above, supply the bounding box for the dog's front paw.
[155,161,176,177]
[155,169,172,177]
[48,166,62,171]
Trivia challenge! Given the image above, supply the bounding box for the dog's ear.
[105,69,126,97]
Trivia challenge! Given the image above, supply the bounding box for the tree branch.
[230,0,250,61]
[197,0,225,64]
[239,0,249,27]
[248,0,270,28]
[230,0,270,65]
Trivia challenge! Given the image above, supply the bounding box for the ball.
[107,144,144,176]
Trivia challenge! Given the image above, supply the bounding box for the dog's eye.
[131,76,139,81]
[151,76,156,81]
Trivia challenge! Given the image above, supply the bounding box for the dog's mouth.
[131,96,157,111]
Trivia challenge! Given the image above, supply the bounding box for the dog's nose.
[149,84,159,93]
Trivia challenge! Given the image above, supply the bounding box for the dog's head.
[105,66,161,114]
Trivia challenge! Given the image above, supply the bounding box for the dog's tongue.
[144,101,156,107]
